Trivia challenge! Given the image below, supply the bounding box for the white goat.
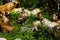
[0,38,7,40]
[42,18,59,31]
[32,21,41,31]
[23,9,31,17]
[31,8,41,16]
[12,8,24,13]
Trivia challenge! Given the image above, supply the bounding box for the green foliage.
[0,0,3,5]
[0,0,55,40]
[38,24,55,40]
[19,0,46,9]
[42,11,52,20]
[0,11,55,40]
[20,0,39,9]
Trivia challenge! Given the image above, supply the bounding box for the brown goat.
[0,15,14,32]
[0,1,18,16]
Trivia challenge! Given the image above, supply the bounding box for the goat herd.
[0,0,60,39]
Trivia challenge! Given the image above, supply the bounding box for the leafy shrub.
[18,0,46,9]
[0,0,3,5]
[0,0,55,40]
[0,11,55,40]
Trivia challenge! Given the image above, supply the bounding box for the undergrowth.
[0,11,55,40]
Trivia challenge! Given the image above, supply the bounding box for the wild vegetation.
[0,0,58,40]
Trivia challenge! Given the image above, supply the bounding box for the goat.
[0,15,14,32]
[0,1,18,16]
[37,13,60,38]
[32,21,41,31]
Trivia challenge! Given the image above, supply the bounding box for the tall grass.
[0,11,55,40]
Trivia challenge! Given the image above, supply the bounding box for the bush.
[0,11,55,40]
[0,0,55,40]
[0,0,3,5]
[18,0,46,9]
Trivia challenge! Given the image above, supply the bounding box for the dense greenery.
[0,0,55,40]
[0,11,55,40]
[19,0,47,10]
[0,0,3,5]
[20,0,46,9]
